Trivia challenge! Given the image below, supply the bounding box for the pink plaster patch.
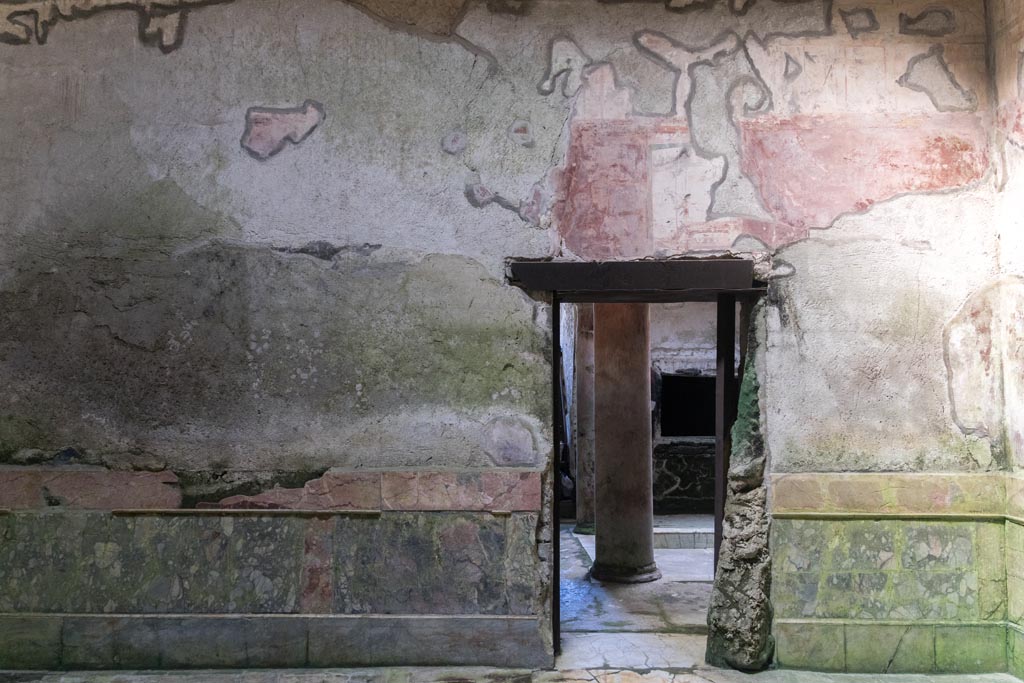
[381,471,541,512]
[998,100,1024,146]
[241,100,325,161]
[0,467,181,510]
[518,182,546,226]
[205,471,382,510]
[740,113,990,229]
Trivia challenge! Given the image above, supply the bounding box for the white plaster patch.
[649,136,725,248]
[944,278,1024,460]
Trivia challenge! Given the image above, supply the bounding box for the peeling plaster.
[898,45,978,113]
[900,7,957,37]
[839,7,879,39]
[0,0,230,52]
[944,278,1024,462]
[539,37,591,97]
[240,100,325,161]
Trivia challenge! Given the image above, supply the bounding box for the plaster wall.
[0,0,1015,672]
[651,303,719,376]
[991,1,1024,676]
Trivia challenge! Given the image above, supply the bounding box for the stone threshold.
[653,529,713,549]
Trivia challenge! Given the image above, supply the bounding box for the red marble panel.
[740,113,990,230]
[381,471,542,512]
[0,467,181,509]
[299,517,334,613]
[205,471,382,510]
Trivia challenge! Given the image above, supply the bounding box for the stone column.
[592,303,660,583]
[573,304,596,534]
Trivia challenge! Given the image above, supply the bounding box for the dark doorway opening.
[658,374,717,437]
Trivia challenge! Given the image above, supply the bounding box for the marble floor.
[559,524,714,670]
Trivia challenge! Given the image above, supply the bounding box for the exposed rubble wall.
[0,0,1015,672]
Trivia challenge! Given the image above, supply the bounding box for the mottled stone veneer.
[652,439,714,515]
[770,471,1024,674]
[0,509,551,669]
[773,519,1005,624]
[0,511,544,616]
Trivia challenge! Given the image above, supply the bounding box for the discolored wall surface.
[992,0,1024,677]
[0,0,1018,672]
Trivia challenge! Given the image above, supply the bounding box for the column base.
[590,561,661,584]
[572,522,596,535]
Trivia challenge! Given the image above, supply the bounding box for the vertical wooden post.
[550,293,561,655]
[715,294,737,570]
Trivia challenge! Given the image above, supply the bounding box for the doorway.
[508,259,762,667]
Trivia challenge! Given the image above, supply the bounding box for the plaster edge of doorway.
[706,299,773,671]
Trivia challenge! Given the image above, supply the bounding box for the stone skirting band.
[775,619,1009,674]
[0,613,551,669]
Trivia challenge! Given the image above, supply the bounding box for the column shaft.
[592,302,660,583]
[573,304,597,534]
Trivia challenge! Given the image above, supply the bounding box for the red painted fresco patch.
[673,217,808,252]
[381,471,541,512]
[740,114,990,230]
[998,100,1024,146]
[554,121,652,259]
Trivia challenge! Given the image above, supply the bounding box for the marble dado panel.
[770,471,1024,675]
[772,518,1005,623]
[0,511,545,617]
